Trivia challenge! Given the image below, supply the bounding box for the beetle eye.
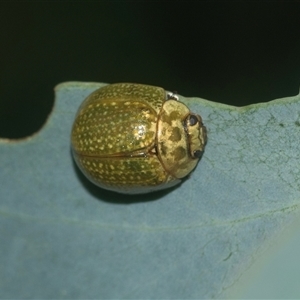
[189,114,199,126]
[193,150,203,159]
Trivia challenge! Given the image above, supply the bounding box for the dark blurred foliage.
[0,2,300,138]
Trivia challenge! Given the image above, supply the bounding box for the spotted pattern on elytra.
[73,153,173,193]
[72,99,157,155]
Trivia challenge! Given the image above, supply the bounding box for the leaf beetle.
[71,83,207,194]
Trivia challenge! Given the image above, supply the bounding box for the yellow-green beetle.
[71,83,207,194]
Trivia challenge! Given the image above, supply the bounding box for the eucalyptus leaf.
[1,82,300,299]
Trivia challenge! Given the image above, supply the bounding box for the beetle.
[71,83,207,194]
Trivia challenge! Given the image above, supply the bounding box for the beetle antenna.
[166,91,179,101]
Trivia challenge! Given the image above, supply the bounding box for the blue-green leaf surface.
[1,82,300,298]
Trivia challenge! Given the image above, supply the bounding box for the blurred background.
[1,2,300,138]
